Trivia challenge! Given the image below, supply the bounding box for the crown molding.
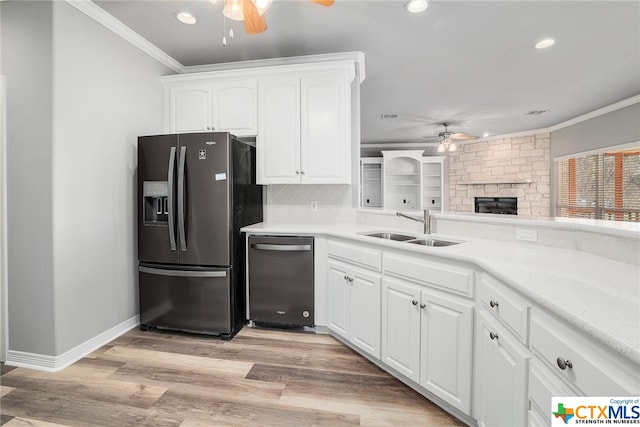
[65,0,185,74]
[182,51,366,83]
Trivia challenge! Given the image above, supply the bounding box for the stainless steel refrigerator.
[137,132,262,339]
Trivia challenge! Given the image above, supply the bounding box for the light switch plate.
[516,228,538,242]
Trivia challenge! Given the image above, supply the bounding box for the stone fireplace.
[447,133,551,218]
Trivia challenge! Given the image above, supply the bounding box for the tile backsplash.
[264,184,356,223]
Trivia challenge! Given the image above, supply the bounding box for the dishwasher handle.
[250,243,312,252]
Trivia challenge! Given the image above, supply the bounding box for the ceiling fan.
[423,122,479,152]
[224,0,335,35]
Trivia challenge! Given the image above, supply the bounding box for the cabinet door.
[420,289,473,415]
[211,80,257,137]
[257,77,301,184]
[170,85,212,133]
[474,311,529,427]
[300,74,350,184]
[350,267,382,359]
[327,260,350,338]
[381,277,421,382]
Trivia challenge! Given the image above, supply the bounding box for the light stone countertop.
[242,221,640,366]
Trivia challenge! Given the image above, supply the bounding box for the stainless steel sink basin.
[405,238,459,247]
[361,232,417,241]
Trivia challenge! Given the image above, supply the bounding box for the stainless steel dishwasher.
[248,235,314,327]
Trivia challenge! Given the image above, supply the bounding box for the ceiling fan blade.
[243,0,267,34]
[450,133,479,141]
[311,0,335,6]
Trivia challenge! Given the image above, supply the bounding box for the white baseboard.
[5,315,139,372]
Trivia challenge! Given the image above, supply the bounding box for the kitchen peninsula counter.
[243,219,640,366]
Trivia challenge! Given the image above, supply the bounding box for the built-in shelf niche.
[360,151,445,212]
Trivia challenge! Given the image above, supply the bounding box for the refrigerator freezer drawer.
[139,265,232,336]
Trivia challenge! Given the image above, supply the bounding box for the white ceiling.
[94,0,640,154]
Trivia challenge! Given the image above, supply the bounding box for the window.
[555,144,640,222]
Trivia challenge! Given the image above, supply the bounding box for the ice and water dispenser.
[143,181,169,225]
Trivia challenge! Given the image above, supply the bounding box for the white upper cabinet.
[299,73,350,184]
[161,54,363,185]
[258,72,352,185]
[170,84,211,133]
[166,79,257,136]
[211,80,257,136]
[257,77,301,184]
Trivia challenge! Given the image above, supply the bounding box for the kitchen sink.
[405,238,459,247]
[360,232,417,241]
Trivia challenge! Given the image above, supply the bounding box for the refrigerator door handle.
[167,146,177,251]
[250,243,312,252]
[139,266,227,278]
[178,145,187,251]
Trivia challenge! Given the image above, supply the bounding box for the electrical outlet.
[311,201,318,212]
[516,228,538,242]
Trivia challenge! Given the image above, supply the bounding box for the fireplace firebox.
[474,197,517,215]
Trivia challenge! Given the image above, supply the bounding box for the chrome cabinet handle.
[489,300,499,308]
[420,303,426,309]
[300,171,305,175]
[343,274,349,280]
[296,170,300,175]
[557,357,573,370]
[489,332,499,340]
[412,299,418,306]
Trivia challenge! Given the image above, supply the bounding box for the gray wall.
[1,1,170,357]
[1,1,56,356]
[551,102,640,158]
[550,102,640,217]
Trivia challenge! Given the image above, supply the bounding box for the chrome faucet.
[397,209,431,234]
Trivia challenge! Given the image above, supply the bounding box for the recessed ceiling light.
[482,133,490,138]
[534,38,555,49]
[406,0,429,13]
[176,11,197,25]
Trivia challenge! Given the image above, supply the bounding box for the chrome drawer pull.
[489,300,499,308]
[489,332,499,340]
[412,299,418,306]
[556,357,573,370]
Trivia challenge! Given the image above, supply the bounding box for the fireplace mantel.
[459,179,532,185]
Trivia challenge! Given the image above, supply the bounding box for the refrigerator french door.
[137,132,262,338]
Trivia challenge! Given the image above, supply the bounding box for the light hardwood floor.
[0,327,464,426]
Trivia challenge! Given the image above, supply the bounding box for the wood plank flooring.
[0,327,464,426]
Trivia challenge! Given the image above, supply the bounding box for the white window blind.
[555,148,640,222]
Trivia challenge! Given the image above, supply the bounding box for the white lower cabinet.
[381,276,422,381]
[474,310,530,427]
[327,256,381,359]
[420,288,473,414]
[381,275,474,414]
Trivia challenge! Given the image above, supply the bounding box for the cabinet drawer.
[530,310,640,396]
[528,358,579,421]
[478,273,529,345]
[328,240,381,271]
[383,252,474,297]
